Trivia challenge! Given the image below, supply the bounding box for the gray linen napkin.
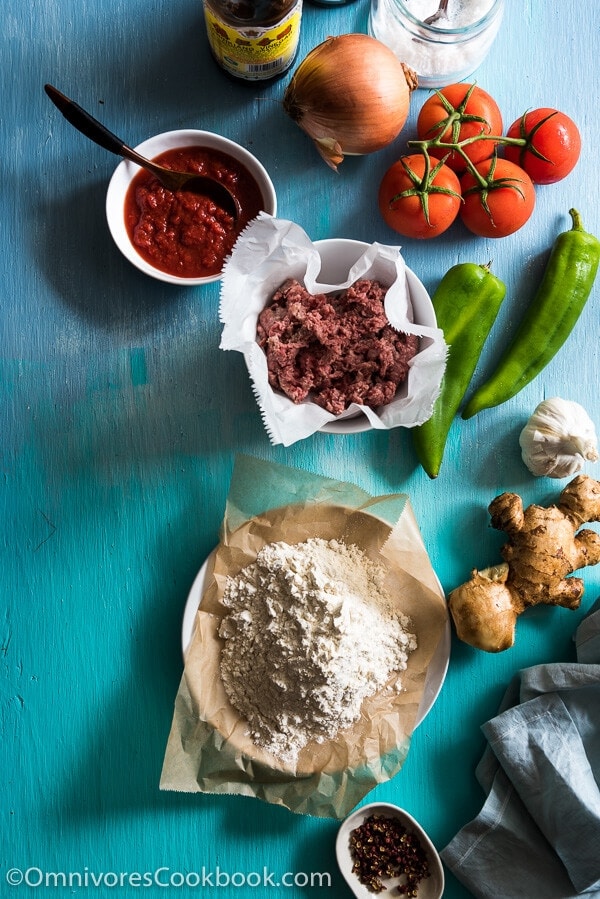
[441,598,600,898]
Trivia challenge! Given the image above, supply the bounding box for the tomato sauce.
[124,146,264,279]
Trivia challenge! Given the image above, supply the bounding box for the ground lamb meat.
[257,278,419,415]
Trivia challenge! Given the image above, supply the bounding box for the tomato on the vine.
[460,157,535,238]
[416,83,503,172]
[378,153,462,239]
[504,108,581,184]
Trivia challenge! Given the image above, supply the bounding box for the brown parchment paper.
[160,455,448,819]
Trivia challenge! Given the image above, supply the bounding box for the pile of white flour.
[218,537,417,763]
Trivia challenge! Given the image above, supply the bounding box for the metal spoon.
[423,0,450,25]
[44,84,239,218]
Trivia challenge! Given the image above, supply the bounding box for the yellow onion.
[283,33,418,171]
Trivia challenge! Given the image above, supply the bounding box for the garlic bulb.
[519,397,599,478]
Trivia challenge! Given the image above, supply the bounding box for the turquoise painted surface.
[2,0,600,896]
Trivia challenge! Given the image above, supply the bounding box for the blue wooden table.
[2,1,600,896]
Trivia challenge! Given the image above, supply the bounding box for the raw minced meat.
[257,278,419,415]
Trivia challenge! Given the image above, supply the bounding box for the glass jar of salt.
[368,0,504,88]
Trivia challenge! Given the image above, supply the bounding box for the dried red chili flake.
[349,813,431,896]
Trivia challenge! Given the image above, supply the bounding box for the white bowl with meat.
[219,218,447,445]
[312,238,438,434]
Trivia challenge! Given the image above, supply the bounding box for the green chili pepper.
[412,261,506,478]
[462,209,600,419]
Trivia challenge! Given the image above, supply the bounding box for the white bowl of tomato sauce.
[105,129,277,285]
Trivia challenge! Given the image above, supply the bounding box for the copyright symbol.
[6,868,23,886]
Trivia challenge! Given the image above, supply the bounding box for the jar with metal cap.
[203,0,303,82]
[368,0,504,88]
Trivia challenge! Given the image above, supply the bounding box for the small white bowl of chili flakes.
[336,802,445,899]
[105,129,277,286]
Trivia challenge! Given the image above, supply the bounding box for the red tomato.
[460,157,536,238]
[504,108,581,184]
[416,83,503,172]
[378,154,462,239]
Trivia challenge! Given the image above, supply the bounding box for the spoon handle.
[44,84,132,155]
[45,84,240,216]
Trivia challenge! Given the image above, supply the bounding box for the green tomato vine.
[405,83,548,195]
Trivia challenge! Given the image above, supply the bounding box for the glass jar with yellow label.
[203,0,302,82]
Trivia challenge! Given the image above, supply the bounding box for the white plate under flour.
[180,551,450,728]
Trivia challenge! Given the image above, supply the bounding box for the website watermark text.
[6,865,332,889]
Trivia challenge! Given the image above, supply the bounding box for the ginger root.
[448,474,600,652]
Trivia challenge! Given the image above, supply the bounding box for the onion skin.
[283,34,418,171]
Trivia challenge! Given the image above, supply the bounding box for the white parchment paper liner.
[219,214,447,446]
[160,456,449,819]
